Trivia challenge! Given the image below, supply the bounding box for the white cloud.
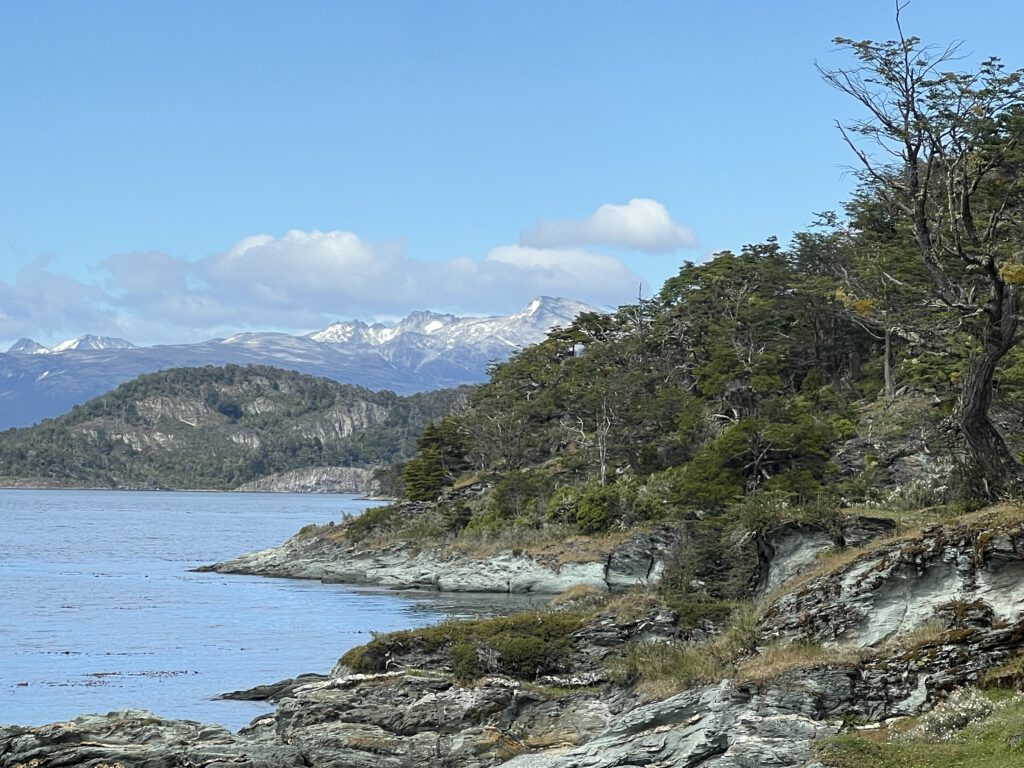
[484,245,643,296]
[0,256,116,342]
[3,198,693,345]
[2,227,647,347]
[520,198,698,253]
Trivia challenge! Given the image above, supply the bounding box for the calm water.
[0,489,541,730]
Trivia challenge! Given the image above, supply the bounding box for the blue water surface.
[0,489,541,730]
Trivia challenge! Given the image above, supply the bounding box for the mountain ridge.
[0,296,594,429]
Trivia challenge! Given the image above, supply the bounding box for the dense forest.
[0,364,467,489]
[376,227,999,540]
[368,29,1024,557]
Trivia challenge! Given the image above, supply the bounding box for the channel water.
[0,489,541,730]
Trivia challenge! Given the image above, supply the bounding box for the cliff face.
[234,467,378,494]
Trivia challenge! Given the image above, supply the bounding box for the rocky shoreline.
[8,509,1024,767]
[201,523,685,594]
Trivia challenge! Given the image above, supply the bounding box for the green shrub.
[342,504,402,543]
[340,611,586,681]
[575,485,618,534]
[488,469,556,524]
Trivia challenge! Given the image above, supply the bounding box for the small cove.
[0,489,543,730]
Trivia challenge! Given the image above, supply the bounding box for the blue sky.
[1,1,1022,347]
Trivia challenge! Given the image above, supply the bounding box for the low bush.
[340,611,587,682]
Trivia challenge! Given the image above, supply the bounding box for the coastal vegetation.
[355,24,1024,566]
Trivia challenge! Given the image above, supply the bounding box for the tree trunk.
[958,346,1024,497]
[883,328,895,400]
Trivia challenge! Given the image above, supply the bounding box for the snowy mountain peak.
[49,334,138,353]
[8,334,137,355]
[7,338,46,355]
[395,311,459,336]
[513,296,594,321]
[0,297,598,429]
[306,297,594,352]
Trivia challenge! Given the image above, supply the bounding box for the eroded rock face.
[14,511,1024,768]
[234,466,378,494]
[250,672,614,768]
[759,514,1024,647]
[502,680,838,768]
[754,517,897,600]
[9,616,1020,768]
[756,525,836,600]
[206,524,685,594]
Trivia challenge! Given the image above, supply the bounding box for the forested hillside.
[370,167,1024,556]
[374,32,1024,545]
[0,365,467,490]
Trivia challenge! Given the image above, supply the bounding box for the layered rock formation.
[234,466,378,494]
[204,524,684,594]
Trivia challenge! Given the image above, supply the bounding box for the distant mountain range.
[8,334,138,355]
[0,296,593,430]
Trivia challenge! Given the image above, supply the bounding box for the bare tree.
[820,6,1024,494]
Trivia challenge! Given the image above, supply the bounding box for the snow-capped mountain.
[307,296,592,351]
[0,297,595,429]
[7,338,48,355]
[8,334,137,355]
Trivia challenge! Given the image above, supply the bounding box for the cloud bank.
[520,198,698,252]
[0,199,695,346]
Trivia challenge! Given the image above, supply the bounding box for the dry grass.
[548,584,609,612]
[759,545,880,607]
[443,524,636,565]
[983,651,1024,689]
[604,590,669,624]
[882,619,949,653]
[840,504,960,534]
[443,523,580,559]
[610,605,759,700]
[969,502,1024,529]
[523,530,636,565]
[736,641,868,684]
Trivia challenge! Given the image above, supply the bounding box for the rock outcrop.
[0,709,307,767]
[204,524,684,594]
[234,466,378,494]
[502,679,839,768]
[759,507,1024,647]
